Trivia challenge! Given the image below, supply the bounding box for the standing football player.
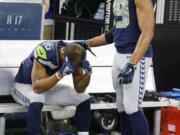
[79,0,156,134]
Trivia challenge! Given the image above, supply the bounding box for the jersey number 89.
[113,0,130,28]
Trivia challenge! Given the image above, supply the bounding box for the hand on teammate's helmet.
[76,40,89,50]
[75,40,96,57]
[118,63,136,85]
[80,59,92,76]
[58,61,75,76]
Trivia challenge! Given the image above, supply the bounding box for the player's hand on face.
[58,61,75,77]
[118,63,136,85]
[80,59,92,76]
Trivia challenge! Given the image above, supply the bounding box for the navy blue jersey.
[15,41,67,84]
[112,0,156,57]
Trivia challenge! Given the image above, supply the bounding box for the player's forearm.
[88,34,110,47]
[129,0,154,65]
[74,75,91,93]
[32,74,60,94]
[128,31,154,65]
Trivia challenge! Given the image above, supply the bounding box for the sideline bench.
[0,40,116,134]
[0,41,179,135]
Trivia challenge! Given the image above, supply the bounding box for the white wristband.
[55,72,62,80]
[86,40,91,48]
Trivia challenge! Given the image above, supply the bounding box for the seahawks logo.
[36,45,47,60]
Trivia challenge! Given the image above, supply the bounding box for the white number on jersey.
[113,0,130,28]
[43,41,54,51]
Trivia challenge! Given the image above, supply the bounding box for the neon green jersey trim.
[36,46,47,59]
